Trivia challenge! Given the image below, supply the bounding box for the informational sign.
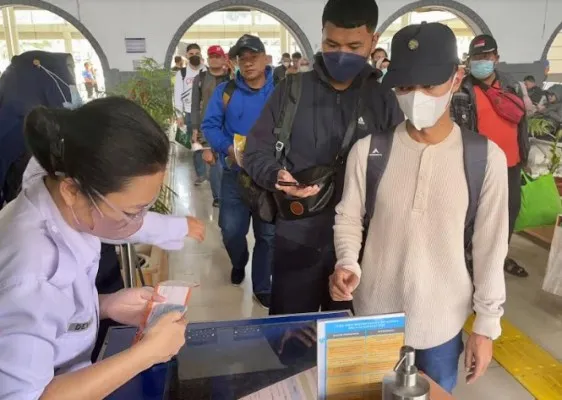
[125,37,147,53]
[317,313,406,399]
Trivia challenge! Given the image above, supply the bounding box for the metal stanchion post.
[119,244,135,288]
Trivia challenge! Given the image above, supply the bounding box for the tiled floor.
[169,145,562,399]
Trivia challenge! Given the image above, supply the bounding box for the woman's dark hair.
[24,96,170,196]
[322,0,379,33]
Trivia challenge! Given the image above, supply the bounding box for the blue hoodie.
[202,66,275,168]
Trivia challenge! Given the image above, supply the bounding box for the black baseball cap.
[230,34,265,57]
[469,34,498,56]
[383,22,459,89]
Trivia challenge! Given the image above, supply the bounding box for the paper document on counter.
[239,368,317,400]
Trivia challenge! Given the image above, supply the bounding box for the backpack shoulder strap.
[222,80,237,109]
[274,73,303,164]
[198,70,207,87]
[364,128,395,226]
[461,127,488,253]
[180,67,187,79]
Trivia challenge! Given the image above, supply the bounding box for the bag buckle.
[275,141,284,153]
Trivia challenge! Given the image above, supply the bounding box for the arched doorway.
[164,0,313,70]
[377,0,491,59]
[543,23,562,83]
[0,0,109,97]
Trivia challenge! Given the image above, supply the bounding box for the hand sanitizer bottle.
[382,346,430,400]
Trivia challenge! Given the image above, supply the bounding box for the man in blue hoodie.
[202,34,275,309]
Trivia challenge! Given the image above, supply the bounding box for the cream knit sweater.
[334,122,508,349]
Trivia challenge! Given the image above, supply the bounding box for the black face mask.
[189,55,201,67]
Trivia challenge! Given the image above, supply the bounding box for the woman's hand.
[187,216,205,242]
[100,287,165,326]
[137,311,187,366]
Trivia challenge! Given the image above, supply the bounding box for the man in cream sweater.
[330,23,508,392]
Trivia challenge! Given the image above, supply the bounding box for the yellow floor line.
[464,315,562,400]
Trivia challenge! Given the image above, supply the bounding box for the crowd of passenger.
[0,0,547,398]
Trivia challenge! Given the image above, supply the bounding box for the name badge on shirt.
[68,318,93,332]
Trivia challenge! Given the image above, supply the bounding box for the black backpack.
[231,74,303,223]
[361,126,488,277]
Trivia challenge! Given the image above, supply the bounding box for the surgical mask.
[189,55,201,67]
[283,61,290,68]
[70,187,155,240]
[396,82,455,130]
[36,62,83,109]
[299,65,310,73]
[470,60,495,80]
[322,51,367,82]
[64,85,84,109]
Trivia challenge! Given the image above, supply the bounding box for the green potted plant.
[111,57,177,214]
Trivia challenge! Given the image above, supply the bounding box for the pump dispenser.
[382,346,430,400]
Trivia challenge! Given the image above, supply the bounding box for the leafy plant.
[528,117,562,174]
[110,58,176,129]
[111,58,178,213]
[150,184,178,215]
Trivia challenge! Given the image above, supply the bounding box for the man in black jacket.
[244,0,403,315]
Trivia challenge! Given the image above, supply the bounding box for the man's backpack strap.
[222,80,237,109]
[461,127,488,253]
[364,128,395,230]
[274,73,303,165]
[198,70,207,88]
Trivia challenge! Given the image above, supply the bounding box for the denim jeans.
[415,331,464,393]
[184,112,207,179]
[218,169,274,294]
[193,150,208,179]
[209,161,222,201]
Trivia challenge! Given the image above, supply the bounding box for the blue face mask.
[63,85,84,109]
[470,60,495,80]
[322,51,367,82]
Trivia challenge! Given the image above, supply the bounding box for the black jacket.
[451,71,530,164]
[244,54,403,245]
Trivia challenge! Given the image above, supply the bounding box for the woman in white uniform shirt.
[0,97,205,400]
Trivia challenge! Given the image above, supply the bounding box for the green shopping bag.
[175,126,192,149]
[514,172,562,231]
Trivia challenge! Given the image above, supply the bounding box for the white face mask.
[299,65,309,72]
[395,80,456,130]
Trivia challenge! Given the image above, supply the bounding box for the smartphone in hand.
[277,180,308,188]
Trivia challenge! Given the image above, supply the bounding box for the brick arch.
[0,0,111,77]
[378,0,492,37]
[164,0,314,68]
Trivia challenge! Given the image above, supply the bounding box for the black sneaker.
[231,269,245,286]
[253,293,271,309]
[212,199,220,208]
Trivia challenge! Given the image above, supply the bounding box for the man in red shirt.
[451,34,530,277]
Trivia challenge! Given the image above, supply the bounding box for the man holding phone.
[244,0,403,315]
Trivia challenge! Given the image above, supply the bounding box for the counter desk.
[98,311,453,400]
